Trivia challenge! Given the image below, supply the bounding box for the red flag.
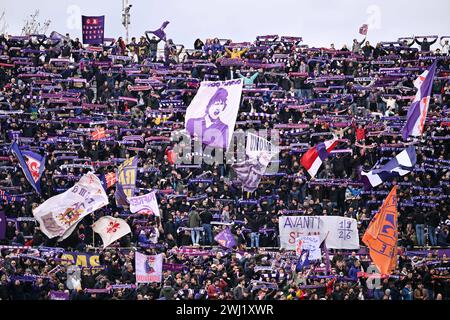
[359,24,368,35]
[166,149,177,165]
[105,172,117,189]
[91,127,106,140]
[362,186,398,275]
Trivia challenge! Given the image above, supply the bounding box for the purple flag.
[115,183,130,207]
[149,21,170,41]
[402,61,437,140]
[0,211,6,240]
[361,146,416,187]
[82,15,105,45]
[214,228,236,249]
[321,240,330,275]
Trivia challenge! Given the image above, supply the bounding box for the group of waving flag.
[298,61,436,275]
[6,60,437,275]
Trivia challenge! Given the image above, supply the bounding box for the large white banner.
[33,173,108,240]
[279,216,360,250]
[128,191,160,216]
[185,79,243,150]
[135,252,163,283]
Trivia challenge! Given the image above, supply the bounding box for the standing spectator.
[145,33,162,62]
[201,209,213,245]
[188,206,202,246]
[352,37,366,53]
[415,37,438,51]
[426,210,440,246]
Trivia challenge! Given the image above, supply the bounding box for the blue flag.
[10,141,45,193]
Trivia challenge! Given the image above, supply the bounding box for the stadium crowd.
[0,31,449,300]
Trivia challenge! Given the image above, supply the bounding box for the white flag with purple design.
[128,191,160,216]
[361,146,416,187]
[402,61,437,140]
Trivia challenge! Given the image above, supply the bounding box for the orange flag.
[362,185,398,275]
[91,127,106,140]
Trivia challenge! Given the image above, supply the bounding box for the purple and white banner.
[185,79,243,149]
[402,61,437,140]
[128,191,160,216]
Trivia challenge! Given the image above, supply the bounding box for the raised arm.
[359,37,366,46]
[238,48,249,56]
[145,31,152,43]
[250,72,259,81]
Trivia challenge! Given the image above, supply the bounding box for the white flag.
[128,191,160,216]
[92,216,131,248]
[33,173,108,240]
[135,252,163,283]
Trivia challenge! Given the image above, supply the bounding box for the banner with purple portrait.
[185,79,243,150]
[82,15,105,45]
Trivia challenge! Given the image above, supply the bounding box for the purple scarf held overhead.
[147,21,170,41]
